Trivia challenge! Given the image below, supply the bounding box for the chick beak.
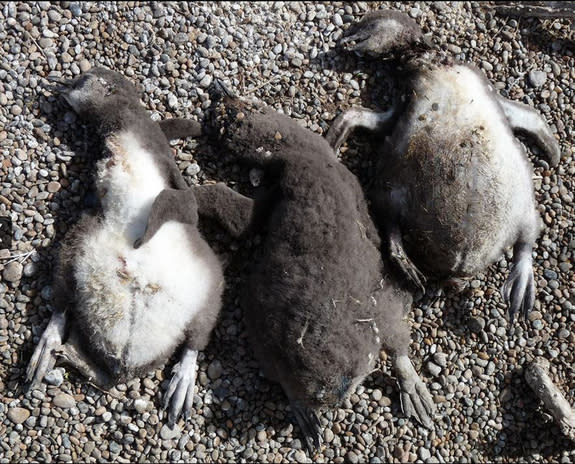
[43,75,75,94]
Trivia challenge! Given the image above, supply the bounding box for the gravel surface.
[1,1,574,463]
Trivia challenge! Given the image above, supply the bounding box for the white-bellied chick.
[26,68,224,425]
[327,9,561,323]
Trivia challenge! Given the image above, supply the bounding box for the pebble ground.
[1,2,574,463]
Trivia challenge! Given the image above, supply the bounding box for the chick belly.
[402,172,515,278]
[75,262,184,374]
[397,140,507,277]
[74,222,210,375]
[395,68,530,277]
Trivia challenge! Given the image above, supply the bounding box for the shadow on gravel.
[313,48,397,120]
[13,88,100,396]
[512,17,575,57]
[478,365,575,460]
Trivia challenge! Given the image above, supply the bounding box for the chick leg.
[55,330,112,388]
[26,310,66,389]
[393,354,435,429]
[389,223,427,293]
[501,241,535,323]
[380,298,435,428]
[162,347,198,426]
[291,401,322,454]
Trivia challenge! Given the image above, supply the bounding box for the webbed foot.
[26,311,66,389]
[501,247,535,323]
[291,402,322,454]
[389,232,426,293]
[393,355,435,429]
[54,330,112,388]
[339,10,422,57]
[163,348,198,426]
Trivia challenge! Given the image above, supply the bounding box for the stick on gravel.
[525,357,575,440]
[490,1,575,19]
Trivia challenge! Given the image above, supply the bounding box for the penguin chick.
[326,9,561,323]
[175,90,436,453]
[26,67,224,425]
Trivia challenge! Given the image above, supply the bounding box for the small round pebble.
[420,447,431,461]
[468,316,486,333]
[294,450,308,463]
[207,360,223,380]
[133,398,149,414]
[427,361,442,377]
[47,181,61,193]
[3,262,23,282]
[79,59,92,73]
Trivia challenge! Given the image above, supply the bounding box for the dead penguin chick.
[26,67,223,425]
[327,9,561,322]
[189,90,435,452]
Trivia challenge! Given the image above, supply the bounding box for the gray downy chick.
[169,87,437,453]
[26,67,224,425]
[326,9,561,322]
